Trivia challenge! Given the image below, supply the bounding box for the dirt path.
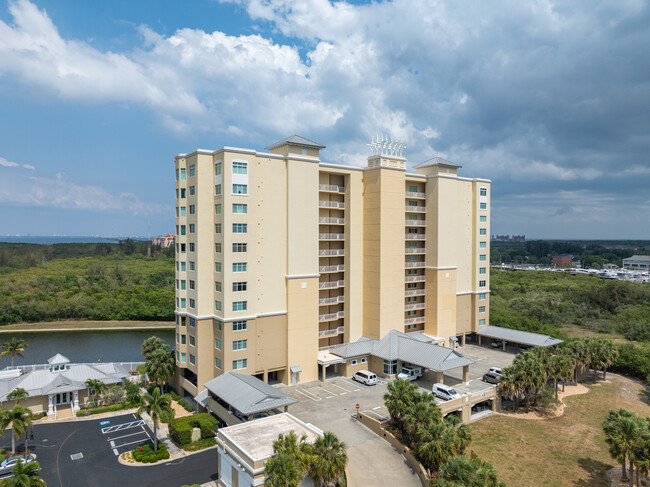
[495,383,590,420]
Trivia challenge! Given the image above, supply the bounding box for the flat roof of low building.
[219,413,322,463]
[476,325,563,347]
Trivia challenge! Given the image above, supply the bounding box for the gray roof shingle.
[476,325,563,347]
[413,156,462,169]
[265,135,326,151]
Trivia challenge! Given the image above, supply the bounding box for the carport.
[476,325,563,351]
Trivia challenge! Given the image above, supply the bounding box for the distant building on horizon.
[153,234,175,248]
[552,254,574,267]
[623,255,650,270]
[491,234,525,243]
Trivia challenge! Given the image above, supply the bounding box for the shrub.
[76,403,126,417]
[131,442,169,463]
[168,389,182,401]
[31,412,46,420]
[169,413,218,446]
[178,399,195,412]
[183,437,217,452]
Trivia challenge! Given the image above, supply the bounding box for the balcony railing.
[319,184,345,194]
[319,265,345,273]
[319,311,345,322]
[405,248,426,254]
[405,220,426,226]
[405,191,426,199]
[319,217,345,225]
[405,275,426,282]
[319,295,345,306]
[405,234,426,240]
[405,316,426,325]
[319,233,345,240]
[319,280,345,289]
[405,206,426,212]
[405,262,425,268]
[319,326,345,339]
[319,249,345,257]
[319,201,345,209]
[405,289,426,296]
[405,303,426,311]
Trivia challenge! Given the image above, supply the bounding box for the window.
[479,306,486,313]
[189,280,195,289]
[215,358,222,369]
[180,168,186,180]
[214,319,222,331]
[215,339,222,350]
[407,310,417,316]
[407,269,418,275]
[175,207,179,217]
[176,189,179,199]
[189,336,195,346]
[479,280,486,287]
[408,255,419,261]
[232,321,247,331]
[233,301,247,311]
[215,184,222,196]
[176,332,179,343]
[480,254,486,261]
[232,161,248,174]
[189,224,195,234]
[180,188,186,198]
[180,225,186,236]
[480,188,487,196]
[407,324,417,330]
[407,242,418,248]
[233,282,247,292]
[361,357,367,364]
[180,280,186,290]
[180,243,186,253]
[408,214,418,220]
[233,223,247,233]
[233,262,247,272]
[232,184,248,195]
[350,359,357,366]
[189,318,196,327]
[189,298,195,308]
[480,202,487,210]
[180,298,186,308]
[176,350,179,360]
[215,262,222,272]
[189,261,195,271]
[233,359,247,370]
[180,262,186,271]
[479,267,486,275]
[479,319,486,326]
[233,204,247,214]
[407,228,419,234]
[181,334,186,345]
[215,204,221,214]
[407,283,417,289]
[215,224,221,234]
[233,243,247,253]
[480,242,487,248]
[408,201,418,206]
[189,165,195,177]
[408,185,418,192]
[189,205,195,214]
[215,281,222,292]
[215,163,222,176]
[180,352,186,364]
[479,293,486,300]
[189,185,195,196]
[215,243,221,253]
[189,242,195,252]
[189,354,195,365]
[383,359,398,375]
[407,296,417,302]
[480,215,486,223]
[175,169,179,181]
[233,339,247,350]
[215,300,222,311]
[180,317,186,326]
[480,228,486,235]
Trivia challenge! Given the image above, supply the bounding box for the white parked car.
[432,383,461,401]
[488,367,502,376]
[396,366,422,381]
[353,370,378,386]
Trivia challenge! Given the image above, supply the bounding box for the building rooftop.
[624,255,650,262]
[476,325,563,347]
[413,156,462,169]
[265,135,326,151]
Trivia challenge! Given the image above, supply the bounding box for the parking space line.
[372,406,381,410]
[312,386,336,398]
[328,382,355,394]
[338,378,362,391]
[102,420,145,434]
[113,448,119,456]
[295,389,321,401]
[107,430,147,442]
[115,438,153,449]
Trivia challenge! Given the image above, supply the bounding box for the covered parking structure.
[476,325,563,351]
[197,372,298,426]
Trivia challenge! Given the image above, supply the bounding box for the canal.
[0,329,174,367]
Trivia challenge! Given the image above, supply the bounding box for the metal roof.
[476,325,564,347]
[330,330,474,372]
[265,135,326,151]
[194,389,209,408]
[204,372,298,416]
[48,353,70,365]
[413,156,462,169]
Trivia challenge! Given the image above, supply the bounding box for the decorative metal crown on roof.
[367,134,406,157]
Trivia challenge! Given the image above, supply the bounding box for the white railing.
[319,249,345,257]
[405,234,426,240]
[319,201,345,209]
[319,326,345,338]
[319,184,345,193]
[319,233,345,240]
[319,280,345,289]
[405,275,426,282]
[319,295,345,306]
[405,248,426,254]
[405,303,426,311]
[319,311,345,322]
[405,220,426,226]
[405,206,426,212]
[319,217,345,224]
[5,361,145,373]
[405,261,425,268]
[405,191,426,199]
[405,289,426,296]
[405,316,426,325]
[320,265,345,273]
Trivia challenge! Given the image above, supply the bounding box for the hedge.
[169,413,217,446]
[178,399,195,412]
[76,403,126,417]
[182,437,217,452]
[131,442,170,463]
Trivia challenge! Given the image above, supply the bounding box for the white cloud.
[22,164,35,170]
[0,157,19,167]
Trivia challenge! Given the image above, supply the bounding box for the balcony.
[319,326,345,339]
[405,248,425,254]
[320,265,345,273]
[319,280,345,289]
[319,201,345,209]
[405,220,426,226]
[405,316,426,325]
[319,217,345,225]
[319,295,345,306]
[405,261,425,268]
[319,184,345,194]
[405,289,426,296]
[405,234,426,240]
[405,206,426,212]
[319,249,345,257]
[405,191,426,199]
[405,275,426,282]
[319,233,345,240]
[405,303,426,311]
[319,311,345,322]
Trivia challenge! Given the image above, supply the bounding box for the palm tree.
[0,338,28,368]
[604,409,636,482]
[264,452,302,487]
[603,412,647,487]
[137,387,172,452]
[383,379,419,435]
[141,336,165,360]
[0,406,33,454]
[7,388,28,406]
[432,453,505,487]
[85,379,106,407]
[445,415,472,455]
[309,432,348,486]
[548,354,573,400]
[414,420,459,473]
[145,345,175,391]
[4,459,45,487]
[272,431,311,476]
[403,394,441,447]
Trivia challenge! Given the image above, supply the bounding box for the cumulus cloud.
[0,157,19,167]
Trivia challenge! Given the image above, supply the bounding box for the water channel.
[0,329,174,367]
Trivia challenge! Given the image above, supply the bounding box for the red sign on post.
[355,404,359,410]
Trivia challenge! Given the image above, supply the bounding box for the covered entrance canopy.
[476,325,563,348]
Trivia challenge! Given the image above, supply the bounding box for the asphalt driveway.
[1,413,218,487]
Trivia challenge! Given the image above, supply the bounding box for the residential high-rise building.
[173,135,490,397]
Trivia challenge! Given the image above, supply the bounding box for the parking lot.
[100,418,152,456]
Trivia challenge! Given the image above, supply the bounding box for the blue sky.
[0,0,649,239]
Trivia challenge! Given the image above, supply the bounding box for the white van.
[396,366,422,381]
[432,383,461,401]
[352,370,378,386]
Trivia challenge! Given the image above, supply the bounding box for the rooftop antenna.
[367,134,406,156]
